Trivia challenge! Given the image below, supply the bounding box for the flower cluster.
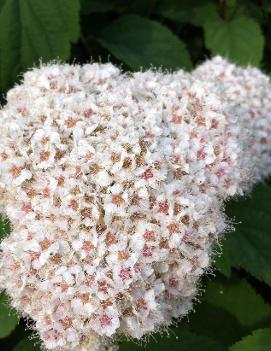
[0,57,270,351]
[193,56,271,182]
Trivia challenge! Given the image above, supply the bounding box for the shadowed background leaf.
[0,0,80,92]
[229,329,271,351]
[0,294,18,339]
[221,183,271,286]
[97,15,192,70]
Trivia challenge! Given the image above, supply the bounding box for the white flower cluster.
[0,56,270,351]
[193,56,271,181]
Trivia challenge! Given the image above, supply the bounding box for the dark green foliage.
[98,15,192,70]
[0,293,18,339]
[0,0,271,349]
[119,330,226,351]
[229,328,271,351]
[0,0,80,92]
[13,337,40,351]
[223,184,271,286]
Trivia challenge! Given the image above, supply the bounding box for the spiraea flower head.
[0,57,270,351]
[193,56,271,182]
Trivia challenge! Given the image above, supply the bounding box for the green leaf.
[229,329,271,351]
[193,2,219,26]
[180,302,246,347]
[197,3,264,65]
[215,239,231,278]
[13,337,40,351]
[0,215,11,241]
[0,0,80,92]
[120,330,225,351]
[0,293,18,338]
[156,0,206,24]
[204,278,271,327]
[97,15,192,70]
[226,183,271,286]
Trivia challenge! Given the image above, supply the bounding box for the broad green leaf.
[13,337,40,351]
[0,0,80,92]
[197,3,264,65]
[226,183,271,286]
[120,330,225,351]
[0,293,18,338]
[193,2,219,26]
[204,279,271,327]
[180,302,246,347]
[156,0,207,24]
[205,16,264,65]
[156,0,231,26]
[229,328,271,351]
[215,239,231,278]
[98,15,192,70]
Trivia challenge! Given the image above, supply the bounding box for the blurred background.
[0,1,271,350]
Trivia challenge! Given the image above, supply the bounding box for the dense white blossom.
[193,56,271,181]
[0,57,270,351]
